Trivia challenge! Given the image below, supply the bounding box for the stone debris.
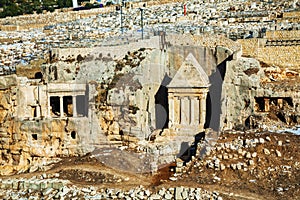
[276,150,282,157]
[177,130,297,178]
[264,148,271,155]
[169,130,300,199]
[0,178,222,200]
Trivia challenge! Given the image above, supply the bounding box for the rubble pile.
[176,131,300,198]
[0,177,222,200]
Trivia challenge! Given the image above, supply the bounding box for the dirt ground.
[4,131,300,200]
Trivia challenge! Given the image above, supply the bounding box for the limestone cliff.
[1,34,299,175]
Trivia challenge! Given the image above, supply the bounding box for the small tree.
[43,0,56,12]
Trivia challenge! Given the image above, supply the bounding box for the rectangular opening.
[255,97,293,112]
[63,96,73,117]
[31,106,37,118]
[50,96,60,117]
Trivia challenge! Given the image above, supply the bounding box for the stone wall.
[54,34,240,62]
[0,7,115,31]
[265,30,300,40]
[16,60,44,79]
[257,46,300,71]
[0,176,222,199]
[54,36,161,61]
[221,53,300,130]
[238,32,300,71]
[283,11,300,18]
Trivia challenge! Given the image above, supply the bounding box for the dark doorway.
[34,72,43,79]
[63,96,73,117]
[31,106,37,118]
[50,96,60,117]
[255,97,265,112]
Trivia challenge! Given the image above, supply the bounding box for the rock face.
[0,99,90,175]
[221,57,265,130]
[0,34,300,175]
[0,76,97,175]
[221,54,300,130]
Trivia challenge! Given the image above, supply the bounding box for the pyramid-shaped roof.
[168,53,210,88]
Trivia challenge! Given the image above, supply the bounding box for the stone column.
[278,98,283,109]
[60,96,64,118]
[36,106,41,118]
[168,96,174,126]
[72,95,77,117]
[174,96,180,125]
[200,95,206,128]
[190,97,194,125]
[264,98,270,112]
[181,97,189,125]
[191,97,199,125]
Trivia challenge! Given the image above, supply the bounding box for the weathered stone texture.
[1,34,299,175]
[238,31,300,71]
[265,30,300,40]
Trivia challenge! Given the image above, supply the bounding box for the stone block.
[3,179,13,189]
[223,154,228,160]
[165,192,173,199]
[24,180,30,189]
[150,194,161,200]
[248,160,254,165]
[263,148,270,155]
[238,149,243,155]
[276,150,282,157]
[245,152,251,159]
[231,163,237,170]
[236,163,242,170]
[259,138,265,144]
[52,181,64,190]
[220,163,226,170]
[181,189,188,199]
[43,188,54,196]
[29,181,40,190]
[40,181,48,189]
[12,181,19,190]
[175,187,183,200]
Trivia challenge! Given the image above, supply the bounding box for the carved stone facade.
[167,54,209,135]
[47,83,88,118]
[16,81,88,120]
